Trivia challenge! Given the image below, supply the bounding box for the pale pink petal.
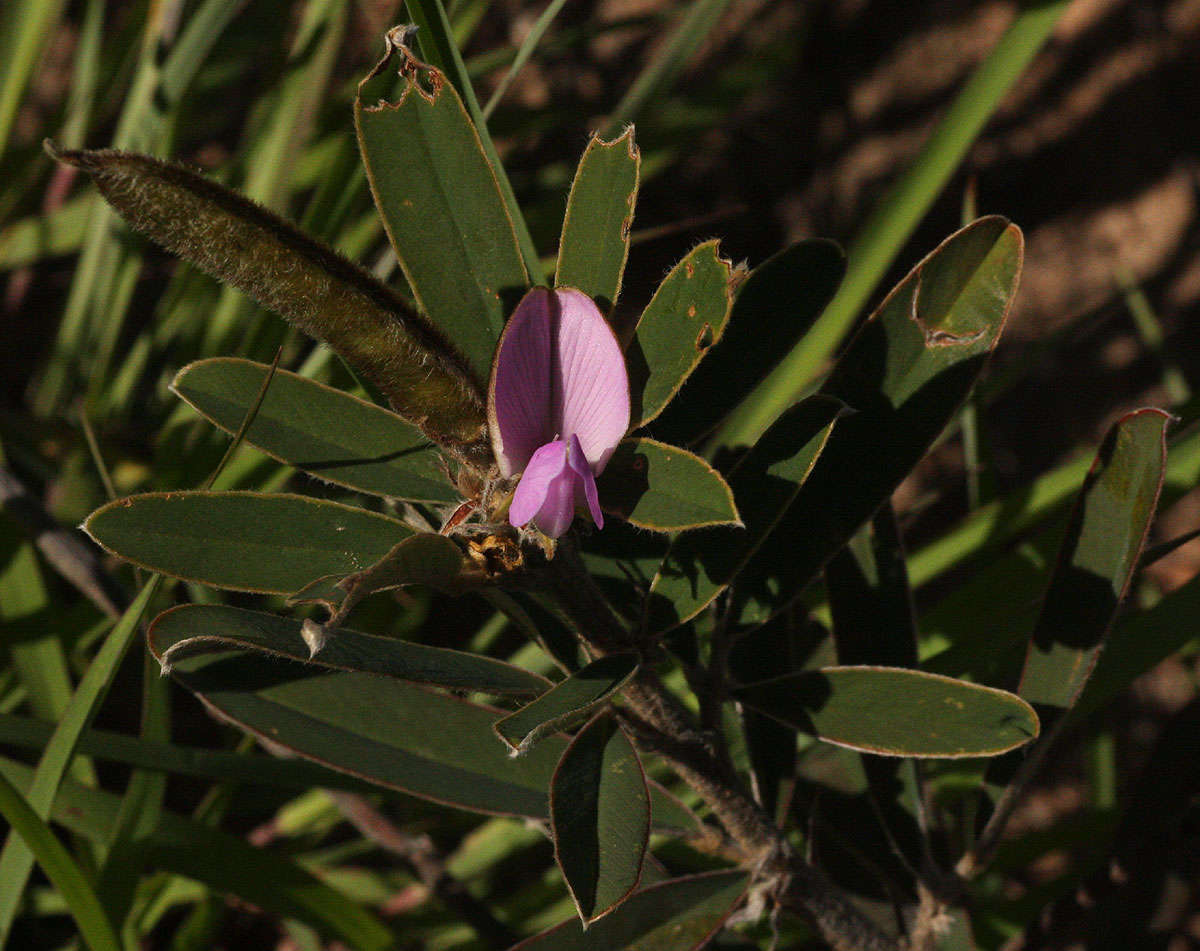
[567,433,603,529]
[489,289,556,477]
[508,439,567,528]
[553,288,630,474]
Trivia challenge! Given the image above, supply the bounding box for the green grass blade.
[601,0,733,137]
[0,771,121,951]
[714,0,1070,447]
[0,0,69,154]
[0,578,160,944]
[402,0,544,280]
[0,756,396,950]
[200,0,349,357]
[35,0,250,413]
[482,0,570,120]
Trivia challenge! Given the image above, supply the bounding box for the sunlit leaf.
[659,238,845,445]
[627,241,734,428]
[84,492,411,594]
[173,358,460,502]
[598,438,739,533]
[735,666,1038,758]
[356,37,529,384]
[555,128,640,314]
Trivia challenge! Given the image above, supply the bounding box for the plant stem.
[542,538,901,950]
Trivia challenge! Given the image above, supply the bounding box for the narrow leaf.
[650,395,845,627]
[598,438,739,533]
[1019,408,1170,710]
[356,36,529,384]
[0,712,383,794]
[734,666,1039,758]
[47,144,490,465]
[173,358,460,502]
[552,713,649,925]
[0,757,394,950]
[166,649,564,817]
[511,869,748,951]
[555,129,640,314]
[84,492,411,594]
[0,580,159,944]
[740,217,1022,617]
[148,604,549,696]
[0,771,121,951]
[627,241,734,428]
[495,654,639,755]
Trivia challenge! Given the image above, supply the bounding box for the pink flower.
[488,288,630,538]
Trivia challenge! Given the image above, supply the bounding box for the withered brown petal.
[47,142,491,468]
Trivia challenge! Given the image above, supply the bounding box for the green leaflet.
[1019,409,1170,711]
[555,129,640,315]
[511,870,748,951]
[173,358,460,503]
[48,144,490,466]
[626,241,734,429]
[735,666,1038,758]
[598,438,739,533]
[494,654,639,754]
[650,395,845,628]
[551,713,649,925]
[84,492,412,594]
[356,35,529,386]
[148,603,549,696]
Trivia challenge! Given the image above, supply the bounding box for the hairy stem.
[541,537,901,950]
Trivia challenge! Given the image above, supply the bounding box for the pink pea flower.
[488,288,630,538]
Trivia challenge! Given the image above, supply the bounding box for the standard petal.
[509,439,568,527]
[489,288,556,477]
[551,288,630,474]
[567,433,604,529]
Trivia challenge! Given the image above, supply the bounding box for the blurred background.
[1,0,1198,947]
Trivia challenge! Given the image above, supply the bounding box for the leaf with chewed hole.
[737,217,1023,624]
[356,40,529,385]
[555,129,640,315]
[626,241,734,428]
